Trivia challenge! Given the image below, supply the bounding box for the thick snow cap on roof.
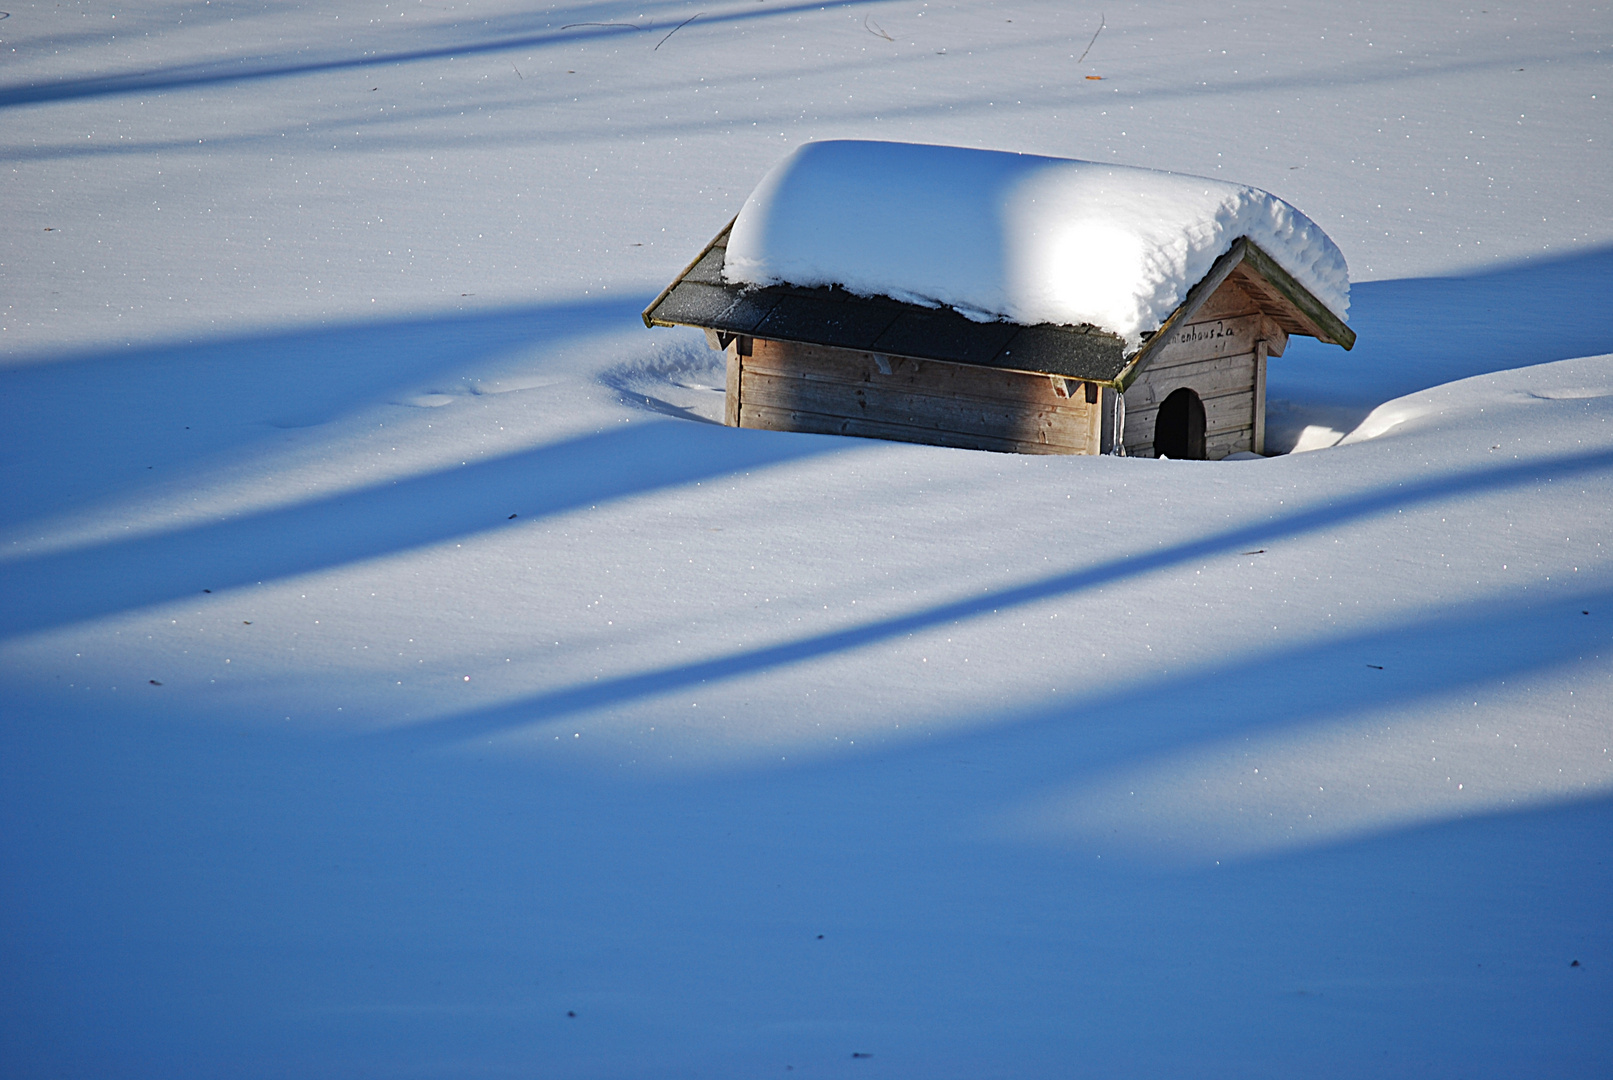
[724,140,1350,346]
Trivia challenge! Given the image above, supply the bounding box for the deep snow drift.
[725,139,1350,341]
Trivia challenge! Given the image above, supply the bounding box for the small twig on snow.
[560,21,645,31]
[512,62,524,79]
[864,15,894,42]
[1076,13,1104,65]
[655,12,703,50]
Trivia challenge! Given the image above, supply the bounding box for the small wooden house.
[643,153,1354,459]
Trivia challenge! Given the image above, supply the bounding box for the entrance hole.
[1154,387,1206,459]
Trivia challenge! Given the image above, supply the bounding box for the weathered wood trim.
[1259,315,1289,357]
[1253,339,1268,454]
[642,217,737,329]
[723,339,742,427]
[1239,241,1356,350]
[1099,387,1116,454]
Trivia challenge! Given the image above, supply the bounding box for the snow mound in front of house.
[724,140,1350,346]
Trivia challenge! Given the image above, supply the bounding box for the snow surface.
[3,1,1612,1078]
[724,139,1349,342]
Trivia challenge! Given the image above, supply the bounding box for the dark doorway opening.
[1154,388,1206,459]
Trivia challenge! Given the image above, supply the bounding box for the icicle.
[1111,391,1127,457]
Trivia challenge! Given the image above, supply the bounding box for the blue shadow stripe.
[0,421,844,639]
[0,0,909,108]
[381,445,1613,745]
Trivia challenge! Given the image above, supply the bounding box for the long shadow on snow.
[0,0,909,109]
[1270,243,1613,428]
[12,43,1599,165]
[921,584,1613,830]
[0,419,842,640]
[0,295,650,531]
[681,583,1613,876]
[380,444,1613,748]
[4,666,1609,1073]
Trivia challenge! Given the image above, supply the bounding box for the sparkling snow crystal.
[724,140,1350,346]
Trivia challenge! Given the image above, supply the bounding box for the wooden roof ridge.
[644,224,1352,388]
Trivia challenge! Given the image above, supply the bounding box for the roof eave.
[1239,240,1357,351]
[643,221,1131,383]
[642,216,737,329]
[645,227,1350,389]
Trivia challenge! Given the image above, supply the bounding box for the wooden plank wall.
[1122,279,1287,459]
[729,338,1103,455]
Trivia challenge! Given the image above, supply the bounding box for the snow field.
[2,0,1611,1076]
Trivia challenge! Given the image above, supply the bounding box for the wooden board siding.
[1207,427,1256,458]
[1187,277,1263,322]
[1122,375,1257,458]
[1147,312,1289,368]
[730,338,1103,454]
[1153,313,1267,365]
[1125,351,1259,409]
[1125,380,1255,432]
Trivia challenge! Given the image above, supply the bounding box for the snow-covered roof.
[723,140,1350,347]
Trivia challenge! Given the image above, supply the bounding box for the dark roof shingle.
[644,221,1131,382]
